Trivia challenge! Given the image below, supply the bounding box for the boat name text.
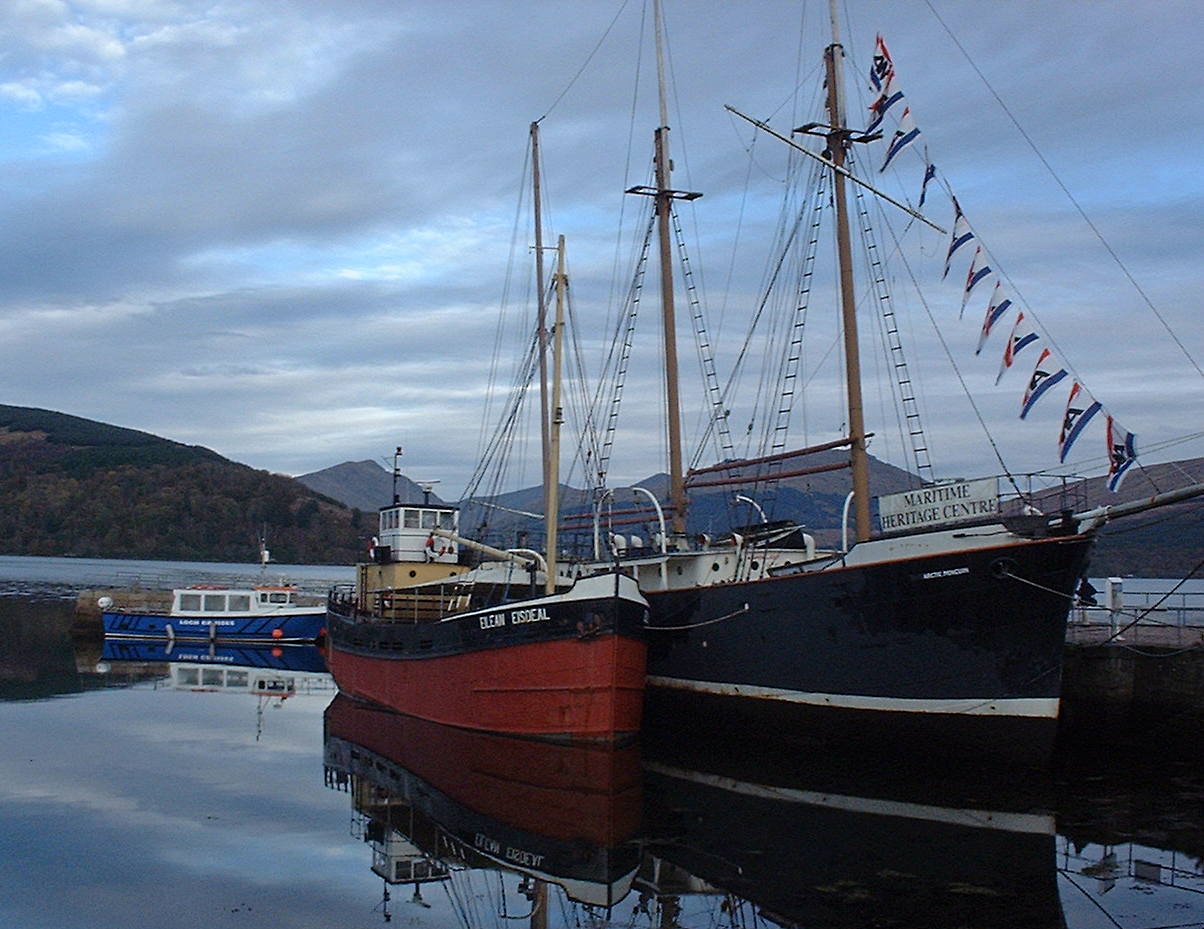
[478,606,551,630]
[920,567,971,580]
[474,832,545,868]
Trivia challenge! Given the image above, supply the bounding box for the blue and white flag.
[1105,415,1138,493]
[866,89,905,134]
[976,280,1013,355]
[960,245,992,319]
[1020,347,1068,419]
[869,34,895,94]
[881,107,920,172]
[997,310,1038,383]
[943,198,975,279]
[1058,382,1102,462]
[918,156,937,209]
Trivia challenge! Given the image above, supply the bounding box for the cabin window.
[177,668,200,685]
[404,509,419,528]
[390,510,399,529]
[227,670,249,687]
[269,592,289,604]
[179,593,202,611]
[259,592,269,603]
[228,594,251,611]
[203,594,226,612]
[420,511,437,529]
[202,668,223,686]
[438,511,455,530]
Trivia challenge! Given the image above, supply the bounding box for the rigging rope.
[923,0,1203,380]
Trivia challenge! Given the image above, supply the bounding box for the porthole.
[751,561,760,570]
[711,562,720,571]
[409,570,417,578]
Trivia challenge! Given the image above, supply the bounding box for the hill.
[296,460,445,512]
[0,405,369,564]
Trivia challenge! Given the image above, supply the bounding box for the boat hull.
[101,609,326,643]
[325,576,648,742]
[641,530,1093,764]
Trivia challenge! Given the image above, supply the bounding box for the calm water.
[2,556,1202,929]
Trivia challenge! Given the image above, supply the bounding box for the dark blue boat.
[100,583,326,643]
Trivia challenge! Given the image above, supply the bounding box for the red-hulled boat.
[325,494,647,742]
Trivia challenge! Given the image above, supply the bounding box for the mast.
[531,122,552,532]
[653,0,686,538]
[625,0,700,541]
[544,235,567,594]
[824,0,872,543]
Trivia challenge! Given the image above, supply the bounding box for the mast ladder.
[670,207,737,462]
[595,212,656,491]
[850,171,934,483]
[763,165,828,468]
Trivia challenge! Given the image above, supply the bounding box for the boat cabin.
[373,502,460,565]
[170,585,302,616]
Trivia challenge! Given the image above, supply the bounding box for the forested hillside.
[0,405,369,564]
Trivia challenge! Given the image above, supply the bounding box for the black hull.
[642,530,1093,764]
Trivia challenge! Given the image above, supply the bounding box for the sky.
[1,0,1201,502]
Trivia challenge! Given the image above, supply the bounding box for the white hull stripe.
[647,675,1060,719]
[644,762,1054,836]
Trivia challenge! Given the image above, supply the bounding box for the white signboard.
[877,477,999,532]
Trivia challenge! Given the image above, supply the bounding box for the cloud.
[0,0,1199,499]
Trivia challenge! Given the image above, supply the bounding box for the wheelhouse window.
[420,510,437,530]
[404,509,419,529]
[438,511,455,530]
[179,593,202,611]
[228,594,251,611]
[202,594,225,612]
[269,592,289,604]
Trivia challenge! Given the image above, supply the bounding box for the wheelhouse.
[374,503,460,565]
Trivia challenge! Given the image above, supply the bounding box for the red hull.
[327,633,646,742]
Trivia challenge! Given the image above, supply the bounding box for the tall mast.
[824,0,872,542]
[545,235,567,594]
[653,0,686,538]
[530,122,552,529]
[626,0,700,540]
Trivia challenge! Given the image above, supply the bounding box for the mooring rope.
[645,603,750,630]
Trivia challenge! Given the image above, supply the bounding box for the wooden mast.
[824,0,872,543]
[545,235,567,594]
[653,0,687,539]
[625,0,700,541]
[530,122,552,540]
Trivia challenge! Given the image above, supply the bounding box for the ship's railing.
[327,582,473,624]
[1070,579,1204,646]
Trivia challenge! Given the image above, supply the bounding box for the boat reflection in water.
[98,639,333,736]
[323,695,1083,928]
[322,694,643,917]
[640,731,1065,929]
